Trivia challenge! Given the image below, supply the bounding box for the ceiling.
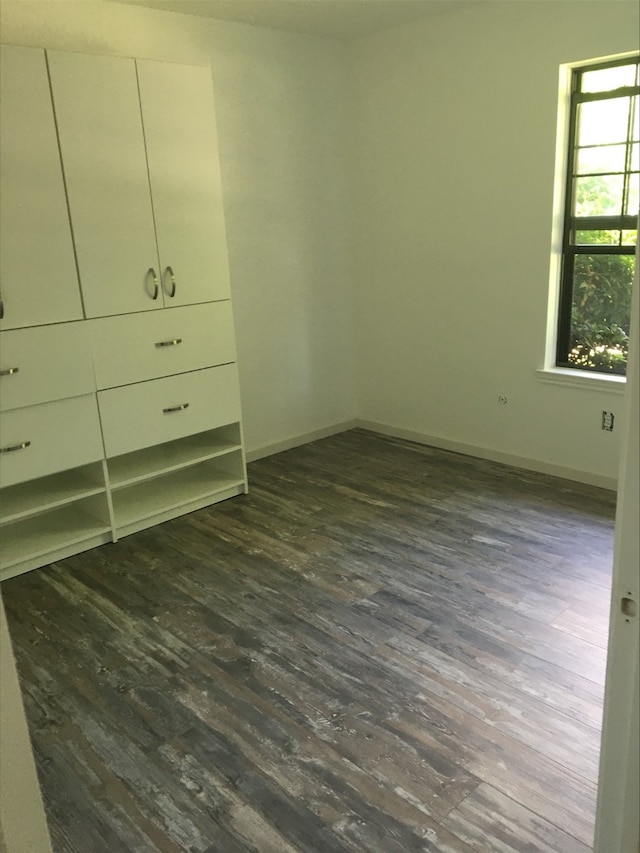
[109,0,482,39]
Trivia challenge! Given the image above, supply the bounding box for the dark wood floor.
[2,429,616,852]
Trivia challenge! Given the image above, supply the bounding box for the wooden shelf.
[0,505,112,570]
[112,464,244,528]
[108,431,242,489]
[0,467,106,524]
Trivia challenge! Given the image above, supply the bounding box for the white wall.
[349,1,639,487]
[0,0,357,458]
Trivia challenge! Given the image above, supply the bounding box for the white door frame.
[594,267,640,853]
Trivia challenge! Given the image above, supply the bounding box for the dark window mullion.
[563,78,580,251]
[556,251,575,366]
[573,86,640,105]
[573,215,638,229]
[621,96,636,219]
[566,244,636,256]
[573,171,627,178]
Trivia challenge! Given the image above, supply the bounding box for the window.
[556,56,639,376]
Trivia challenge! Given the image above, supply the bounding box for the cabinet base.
[114,483,246,539]
[1,531,112,582]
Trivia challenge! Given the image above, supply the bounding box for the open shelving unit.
[0,463,112,580]
[108,425,243,489]
[0,464,106,523]
[106,425,247,539]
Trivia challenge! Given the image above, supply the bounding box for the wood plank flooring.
[1,429,616,852]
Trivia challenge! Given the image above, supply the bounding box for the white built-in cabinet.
[0,45,247,581]
[47,51,231,317]
[0,46,83,329]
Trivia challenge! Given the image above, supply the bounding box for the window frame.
[555,55,639,376]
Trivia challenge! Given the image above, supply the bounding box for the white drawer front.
[0,395,104,487]
[0,323,95,411]
[90,302,236,389]
[98,365,241,458]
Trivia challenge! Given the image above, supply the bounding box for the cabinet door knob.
[164,266,177,298]
[0,440,31,453]
[148,267,160,300]
[0,367,19,377]
[162,403,189,414]
[155,338,182,348]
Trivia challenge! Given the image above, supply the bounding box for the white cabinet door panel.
[0,45,83,330]
[90,302,237,389]
[0,322,94,411]
[47,51,162,318]
[0,396,104,488]
[137,60,231,306]
[98,365,241,458]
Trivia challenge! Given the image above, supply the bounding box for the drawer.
[89,302,236,389]
[0,395,104,488]
[97,365,241,458]
[0,322,95,411]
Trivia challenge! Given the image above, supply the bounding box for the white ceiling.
[110,0,482,39]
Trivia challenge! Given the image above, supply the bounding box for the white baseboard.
[245,420,359,463]
[356,419,618,492]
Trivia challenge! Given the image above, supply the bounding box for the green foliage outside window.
[569,175,636,375]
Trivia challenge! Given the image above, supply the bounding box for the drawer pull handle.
[0,293,4,320]
[164,266,177,298]
[155,338,183,348]
[0,367,19,376]
[148,267,160,300]
[163,403,189,414]
[0,440,31,454]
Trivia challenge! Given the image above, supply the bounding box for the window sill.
[536,367,626,394]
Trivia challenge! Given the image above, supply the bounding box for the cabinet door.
[0,45,83,330]
[47,51,162,318]
[137,60,231,306]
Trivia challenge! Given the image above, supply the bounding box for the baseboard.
[356,419,618,492]
[245,420,359,463]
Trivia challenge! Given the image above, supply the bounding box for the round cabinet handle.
[148,267,160,300]
[0,367,19,377]
[164,266,177,298]
[155,338,183,348]
[0,440,31,454]
[162,403,189,414]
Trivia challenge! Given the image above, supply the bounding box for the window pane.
[577,97,631,146]
[632,143,639,171]
[574,174,624,216]
[621,230,638,246]
[580,64,637,93]
[575,144,626,175]
[626,173,639,215]
[575,230,621,245]
[634,97,639,141]
[569,252,635,374]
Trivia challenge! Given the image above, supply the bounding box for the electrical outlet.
[602,411,615,431]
